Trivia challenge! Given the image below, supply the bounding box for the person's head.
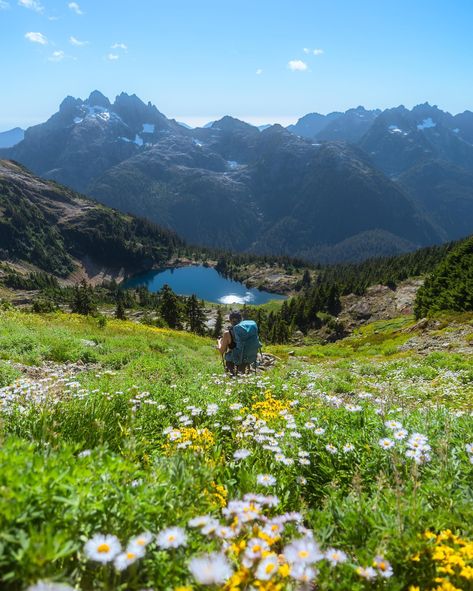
[229,310,242,326]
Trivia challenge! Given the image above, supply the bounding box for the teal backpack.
[226,320,262,367]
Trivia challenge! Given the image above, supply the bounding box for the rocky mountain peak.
[59,95,83,114]
[87,90,111,109]
[211,116,256,132]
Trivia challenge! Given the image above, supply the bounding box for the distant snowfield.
[417,117,436,130]
[142,123,155,133]
[388,125,408,136]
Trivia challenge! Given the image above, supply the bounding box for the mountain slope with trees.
[414,236,473,317]
[0,160,182,278]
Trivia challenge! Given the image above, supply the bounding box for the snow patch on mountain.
[417,118,436,130]
[192,138,203,147]
[388,125,408,135]
[142,123,155,134]
[134,134,144,147]
[75,105,123,125]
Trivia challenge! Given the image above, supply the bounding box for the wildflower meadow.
[1,310,473,591]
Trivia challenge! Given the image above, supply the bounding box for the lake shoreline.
[122,264,287,305]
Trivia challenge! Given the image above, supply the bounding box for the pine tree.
[301,269,312,288]
[71,280,96,315]
[158,284,182,329]
[115,295,127,320]
[185,294,207,335]
[213,307,224,338]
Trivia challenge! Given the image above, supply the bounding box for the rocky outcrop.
[339,279,424,331]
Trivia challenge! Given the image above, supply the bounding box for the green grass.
[1,309,473,590]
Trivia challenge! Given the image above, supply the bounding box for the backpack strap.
[228,327,236,349]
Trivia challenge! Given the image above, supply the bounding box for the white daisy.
[290,563,317,582]
[393,429,408,440]
[356,565,377,579]
[385,420,403,430]
[189,552,233,585]
[127,532,153,555]
[255,553,279,580]
[373,555,393,578]
[156,526,187,549]
[84,534,122,563]
[245,537,270,559]
[114,550,141,571]
[284,537,324,564]
[257,474,276,487]
[188,515,212,528]
[378,438,395,449]
[233,448,251,460]
[325,444,338,454]
[325,548,347,566]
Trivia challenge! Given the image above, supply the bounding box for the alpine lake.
[123,265,287,305]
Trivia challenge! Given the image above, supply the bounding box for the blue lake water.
[123,266,286,305]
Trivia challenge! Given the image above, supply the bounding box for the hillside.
[0,308,472,590]
[415,235,473,317]
[0,160,182,280]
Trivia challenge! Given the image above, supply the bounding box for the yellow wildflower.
[460,565,473,579]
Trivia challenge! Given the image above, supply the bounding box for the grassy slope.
[1,311,473,590]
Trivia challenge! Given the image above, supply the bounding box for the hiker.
[216,310,261,375]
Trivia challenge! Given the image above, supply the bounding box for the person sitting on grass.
[216,310,261,375]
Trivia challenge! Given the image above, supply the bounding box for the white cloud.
[68,2,83,15]
[18,0,43,12]
[303,47,324,56]
[111,42,127,50]
[48,50,65,62]
[256,68,263,75]
[48,15,60,20]
[107,53,119,61]
[0,1,10,9]
[25,31,48,45]
[288,59,308,71]
[70,35,88,46]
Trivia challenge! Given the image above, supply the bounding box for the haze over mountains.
[2,91,473,263]
[0,127,24,149]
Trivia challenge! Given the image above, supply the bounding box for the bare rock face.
[399,323,473,355]
[339,278,424,330]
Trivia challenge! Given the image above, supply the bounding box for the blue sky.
[1,0,473,130]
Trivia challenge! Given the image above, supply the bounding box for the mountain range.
[2,91,473,263]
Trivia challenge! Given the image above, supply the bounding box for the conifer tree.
[158,284,182,329]
[185,294,207,335]
[213,307,224,338]
[115,293,127,320]
[71,280,96,315]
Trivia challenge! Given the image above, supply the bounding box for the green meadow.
[1,310,473,591]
